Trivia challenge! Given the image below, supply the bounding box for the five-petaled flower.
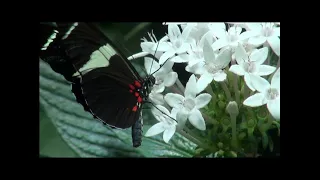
[230,43,276,91]
[211,26,258,51]
[144,57,177,104]
[145,105,178,143]
[164,74,212,131]
[243,68,280,120]
[194,41,232,93]
[247,23,280,56]
[157,24,193,65]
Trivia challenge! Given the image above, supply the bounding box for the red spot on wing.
[137,96,142,103]
[129,84,135,90]
[132,105,138,112]
[134,81,141,88]
[129,90,133,93]
[135,92,139,97]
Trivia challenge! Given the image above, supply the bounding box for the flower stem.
[230,114,238,148]
[225,64,230,71]
[202,112,218,125]
[176,78,185,93]
[205,85,217,107]
[170,84,183,95]
[247,107,256,121]
[220,81,232,102]
[183,126,202,141]
[178,129,215,151]
[231,74,240,105]
[243,83,249,100]
[266,113,274,129]
[277,56,280,68]
[264,46,272,65]
[124,22,151,41]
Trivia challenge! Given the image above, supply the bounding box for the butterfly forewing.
[55,23,142,81]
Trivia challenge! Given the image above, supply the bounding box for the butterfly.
[39,22,167,148]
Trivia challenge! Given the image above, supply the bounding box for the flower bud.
[218,150,224,156]
[218,101,226,109]
[228,151,237,157]
[238,132,246,140]
[222,118,230,126]
[257,107,268,121]
[247,119,255,128]
[217,142,224,149]
[226,101,239,116]
[218,94,225,101]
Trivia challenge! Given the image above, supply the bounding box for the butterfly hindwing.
[72,55,143,129]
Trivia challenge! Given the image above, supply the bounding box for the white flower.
[207,23,227,39]
[185,31,218,74]
[148,85,165,105]
[194,41,232,93]
[243,68,280,120]
[231,40,257,61]
[226,22,250,30]
[163,22,188,25]
[164,75,212,130]
[229,43,276,91]
[211,26,258,51]
[184,23,223,43]
[247,23,280,56]
[140,30,168,59]
[158,24,193,65]
[144,57,178,92]
[128,30,168,61]
[145,105,178,143]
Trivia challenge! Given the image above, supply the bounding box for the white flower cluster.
[130,22,280,143]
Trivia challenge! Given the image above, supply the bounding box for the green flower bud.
[226,101,239,116]
[238,132,246,140]
[218,149,224,156]
[222,118,230,126]
[247,119,255,128]
[217,142,224,149]
[228,151,237,157]
[218,101,226,109]
[218,94,225,101]
[257,107,268,121]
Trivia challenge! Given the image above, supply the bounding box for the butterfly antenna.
[145,101,178,123]
[149,38,160,75]
[150,57,170,76]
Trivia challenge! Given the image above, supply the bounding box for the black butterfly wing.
[74,55,143,129]
[62,23,141,80]
[40,22,144,129]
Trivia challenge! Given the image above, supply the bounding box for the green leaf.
[39,61,196,157]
